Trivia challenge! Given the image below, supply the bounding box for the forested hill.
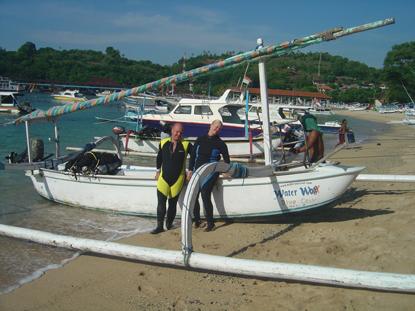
[1,41,414,102]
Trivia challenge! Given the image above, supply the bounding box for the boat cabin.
[140,89,261,137]
[0,91,20,114]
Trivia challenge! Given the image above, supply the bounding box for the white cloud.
[31,8,271,53]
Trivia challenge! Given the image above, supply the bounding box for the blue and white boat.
[238,102,340,134]
[139,89,262,137]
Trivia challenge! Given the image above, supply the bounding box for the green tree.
[0,42,390,97]
[17,42,37,60]
[383,41,415,102]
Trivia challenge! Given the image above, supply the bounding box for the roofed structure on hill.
[231,87,331,105]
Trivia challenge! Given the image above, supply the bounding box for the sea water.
[0,93,155,294]
[0,93,387,294]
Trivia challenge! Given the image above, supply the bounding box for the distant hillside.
[1,41,414,103]
[0,43,170,87]
[171,51,383,103]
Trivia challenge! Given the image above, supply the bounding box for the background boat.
[0,91,33,115]
[51,89,87,102]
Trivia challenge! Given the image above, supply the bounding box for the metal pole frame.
[24,121,31,163]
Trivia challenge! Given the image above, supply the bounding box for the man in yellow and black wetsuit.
[151,123,192,234]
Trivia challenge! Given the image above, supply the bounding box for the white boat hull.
[403,118,415,125]
[121,135,282,158]
[52,96,86,102]
[0,106,19,114]
[27,164,364,219]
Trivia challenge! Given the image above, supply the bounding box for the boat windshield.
[219,105,244,124]
[173,105,192,114]
[194,105,213,115]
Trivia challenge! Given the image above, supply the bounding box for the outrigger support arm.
[24,121,31,163]
[53,120,60,158]
[2,198,415,293]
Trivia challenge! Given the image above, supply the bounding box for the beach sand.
[1,111,415,310]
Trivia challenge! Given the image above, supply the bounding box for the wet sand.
[1,110,415,310]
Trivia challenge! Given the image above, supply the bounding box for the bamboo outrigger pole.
[1,221,415,293]
[12,18,394,125]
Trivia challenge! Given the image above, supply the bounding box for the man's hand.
[186,171,192,181]
[155,171,160,180]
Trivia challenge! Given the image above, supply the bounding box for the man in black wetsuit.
[187,120,230,232]
[151,123,192,234]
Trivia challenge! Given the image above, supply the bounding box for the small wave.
[0,251,81,295]
[0,221,153,295]
[77,218,154,239]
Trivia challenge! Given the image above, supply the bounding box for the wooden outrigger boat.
[2,18,394,219]
[26,162,363,219]
[23,135,363,218]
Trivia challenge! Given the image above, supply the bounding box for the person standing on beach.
[187,120,230,232]
[151,123,192,234]
[293,112,324,163]
[336,119,348,147]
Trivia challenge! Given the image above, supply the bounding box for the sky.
[0,0,413,68]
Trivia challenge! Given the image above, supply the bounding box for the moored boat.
[0,76,21,92]
[237,103,340,134]
[96,90,113,97]
[0,91,20,114]
[51,89,87,102]
[120,132,283,158]
[139,89,262,137]
[25,151,363,219]
[0,91,33,115]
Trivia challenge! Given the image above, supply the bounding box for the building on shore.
[231,87,331,107]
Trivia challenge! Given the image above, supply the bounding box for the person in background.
[336,119,349,147]
[293,112,324,163]
[187,120,230,232]
[151,123,192,234]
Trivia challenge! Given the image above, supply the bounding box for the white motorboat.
[138,89,263,137]
[123,95,174,114]
[52,89,87,102]
[347,103,369,111]
[237,103,340,134]
[120,132,283,158]
[404,104,415,116]
[402,118,415,125]
[0,91,20,114]
[309,107,333,116]
[378,103,401,114]
[0,76,21,92]
[0,91,32,115]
